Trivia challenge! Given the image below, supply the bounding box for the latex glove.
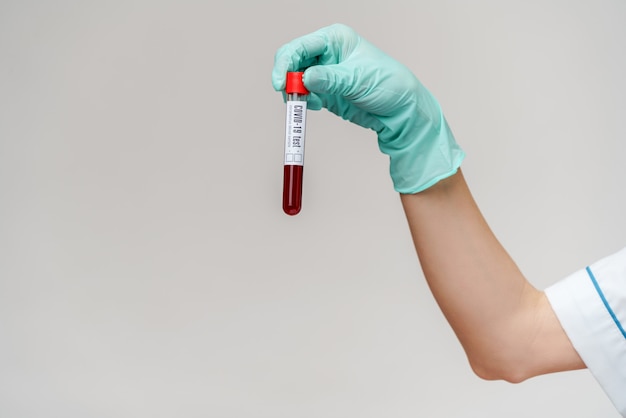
[272,23,464,194]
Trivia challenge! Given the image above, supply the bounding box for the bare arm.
[400,169,585,382]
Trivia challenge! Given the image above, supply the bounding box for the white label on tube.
[284,100,307,166]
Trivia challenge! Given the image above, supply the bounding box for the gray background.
[1,0,625,417]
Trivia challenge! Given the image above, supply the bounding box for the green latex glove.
[272,23,465,194]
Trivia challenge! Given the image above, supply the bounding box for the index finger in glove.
[271,32,327,91]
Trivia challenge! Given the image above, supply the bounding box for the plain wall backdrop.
[1,1,625,417]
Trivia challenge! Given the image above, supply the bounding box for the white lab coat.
[546,247,626,416]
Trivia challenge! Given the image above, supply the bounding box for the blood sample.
[282,72,309,216]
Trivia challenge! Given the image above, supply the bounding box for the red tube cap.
[285,72,309,95]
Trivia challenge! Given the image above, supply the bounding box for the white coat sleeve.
[545,247,626,417]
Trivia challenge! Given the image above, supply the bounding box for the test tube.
[282,71,309,216]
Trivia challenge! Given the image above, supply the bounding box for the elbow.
[461,315,544,384]
[467,353,534,384]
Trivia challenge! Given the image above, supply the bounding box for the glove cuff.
[384,115,465,194]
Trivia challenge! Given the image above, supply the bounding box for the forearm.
[400,169,584,382]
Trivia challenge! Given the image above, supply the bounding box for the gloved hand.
[272,23,464,194]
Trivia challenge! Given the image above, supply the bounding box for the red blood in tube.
[283,164,303,215]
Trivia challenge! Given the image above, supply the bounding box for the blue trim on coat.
[586,266,626,340]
